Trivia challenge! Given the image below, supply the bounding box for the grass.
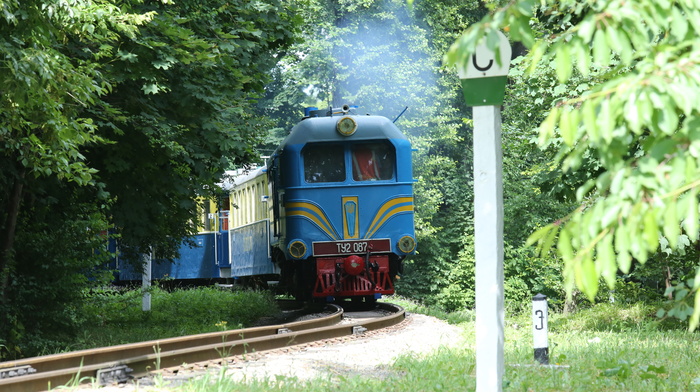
[68,285,280,351]
[160,295,700,392]
[386,295,476,325]
[48,290,700,391]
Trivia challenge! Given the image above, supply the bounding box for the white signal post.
[473,105,504,391]
[532,293,550,364]
[457,31,511,392]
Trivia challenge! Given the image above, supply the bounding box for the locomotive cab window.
[303,144,346,183]
[351,142,395,181]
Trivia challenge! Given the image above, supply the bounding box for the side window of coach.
[351,142,395,181]
[303,144,346,183]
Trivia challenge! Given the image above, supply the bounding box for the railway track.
[0,302,404,392]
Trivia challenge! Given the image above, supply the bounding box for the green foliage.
[431,235,474,312]
[606,279,661,305]
[503,245,563,311]
[0,183,113,360]
[449,0,700,329]
[656,271,700,325]
[0,0,146,310]
[0,0,299,358]
[82,0,300,257]
[0,0,149,186]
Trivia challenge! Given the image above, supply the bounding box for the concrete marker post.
[532,293,549,364]
[457,30,511,392]
[473,105,505,391]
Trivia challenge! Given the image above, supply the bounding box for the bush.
[0,196,113,360]
[503,245,564,312]
[400,232,565,314]
[548,302,676,333]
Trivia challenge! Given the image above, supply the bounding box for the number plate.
[312,239,391,256]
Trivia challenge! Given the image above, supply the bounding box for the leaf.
[514,0,535,17]
[606,27,633,65]
[526,42,547,75]
[675,288,688,301]
[573,37,591,77]
[540,224,560,257]
[657,99,679,135]
[683,188,699,242]
[538,107,560,146]
[576,179,596,201]
[152,58,175,70]
[579,255,599,302]
[141,83,160,95]
[597,99,614,143]
[615,221,633,273]
[555,43,572,83]
[670,6,688,41]
[596,234,616,288]
[118,50,138,62]
[558,229,574,261]
[582,100,599,142]
[592,29,609,65]
[559,106,575,146]
[622,91,641,134]
[663,199,680,249]
[642,208,659,254]
[576,17,596,42]
[526,225,553,247]
[601,203,620,228]
[82,23,95,34]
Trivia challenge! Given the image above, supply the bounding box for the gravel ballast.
[80,312,467,390]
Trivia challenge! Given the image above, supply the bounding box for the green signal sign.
[457,31,511,106]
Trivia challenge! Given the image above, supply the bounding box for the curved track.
[0,302,404,391]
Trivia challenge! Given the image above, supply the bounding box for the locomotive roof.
[279,114,407,148]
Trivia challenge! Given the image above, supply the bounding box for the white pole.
[473,105,505,392]
[532,293,549,364]
[142,251,152,312]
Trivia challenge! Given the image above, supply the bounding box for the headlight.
[336,116,357,136]
[288,240,307,259]
[397,236,416,254]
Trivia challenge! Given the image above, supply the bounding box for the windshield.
[351,142,395,181]
[302,144,345,183]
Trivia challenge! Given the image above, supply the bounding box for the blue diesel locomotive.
[114,105,416,302]
[265,105,416,301]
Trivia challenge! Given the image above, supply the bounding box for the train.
[113,105,416,302]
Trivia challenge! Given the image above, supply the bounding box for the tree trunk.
[665,265,673,300]
[0,166,25,303]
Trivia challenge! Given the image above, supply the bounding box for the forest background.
[0,0,697,358]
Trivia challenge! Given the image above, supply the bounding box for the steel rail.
[0,302,404,392]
